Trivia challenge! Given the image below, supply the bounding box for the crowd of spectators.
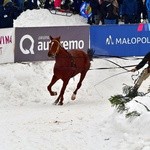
[0,0,150,28]
[86,0,149,25]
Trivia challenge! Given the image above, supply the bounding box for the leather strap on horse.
[51,39,60,55]
[68,52,76,68]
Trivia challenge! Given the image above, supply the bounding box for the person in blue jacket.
[146,0,150,22]
[122,0,138,24]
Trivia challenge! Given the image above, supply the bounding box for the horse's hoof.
[58,102,63,105]
[51,92,57,96]
[71,93,76,100]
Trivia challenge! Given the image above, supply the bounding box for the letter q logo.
[20,34,35,54]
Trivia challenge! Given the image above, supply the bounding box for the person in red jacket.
[54,0,62,9]
[130,51,150,95]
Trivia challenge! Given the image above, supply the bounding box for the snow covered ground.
[0,9,150,150]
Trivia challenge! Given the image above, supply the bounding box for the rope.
[93,54,143,60]
[94,54,128,60]
[135,100,150,112]
[104,58,130,71]
[89,64,136,70]
[94,71,128,87]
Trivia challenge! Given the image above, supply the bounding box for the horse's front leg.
[54,79,69,105]
[47,75,59,96]
[71,72,87,100]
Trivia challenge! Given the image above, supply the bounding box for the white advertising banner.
[0,28,15,64]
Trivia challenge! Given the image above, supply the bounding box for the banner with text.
[90,24,150,57]
[0,28,15,64]
[15,26,89,62]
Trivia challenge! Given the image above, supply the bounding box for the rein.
[93,54,143,60]
[90,58,136,71]
[94,71,128,86]
[89,64,136,70]
[91,53,140,86]
[104,58,130,71]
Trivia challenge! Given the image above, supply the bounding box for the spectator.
[136,0,145,23]
[91,0,103,25]
[0,0,14,28]
[54,0,62,9]
[61,0,72,10]
[44,0,55,9]
[142,0,148,22]
[0,0,21,28]
[122,0,138,24]
[15,0,24,11]
[95,0,104,25]
[0,0,5,27]
[146,0,150,22]
[129,51,150,97]
[101,0,119,24]
[72,0,83,14]
[84,0,103,25]
[27,0,38,9]
[117,0,123,18]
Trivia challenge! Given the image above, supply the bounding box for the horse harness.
[51,39,60,56]
[68,52,76,68]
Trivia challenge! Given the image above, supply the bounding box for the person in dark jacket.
[136,0,147,23]
[25,0,38,10]
[72,0,82,14]
[0,0,13,28]
[43,0,53,9]
[142,0,148,22]
[101,0,119,24]
[122,0,138,24]
[117,0,123,18]
[130,51,150,94]
[15,0,24,11]
[0,0,5,17]
[87,0,102,25]
[0,0,21,28]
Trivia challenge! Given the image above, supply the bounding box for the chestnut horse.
[47,36,94,105]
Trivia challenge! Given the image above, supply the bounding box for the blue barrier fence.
[90,24,150,57]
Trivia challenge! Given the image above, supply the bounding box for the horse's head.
[48,36,61,57]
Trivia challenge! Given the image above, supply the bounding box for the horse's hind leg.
[47,75,59,96]
[71,71,87,100]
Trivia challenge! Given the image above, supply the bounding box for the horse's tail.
[87,48,95,61]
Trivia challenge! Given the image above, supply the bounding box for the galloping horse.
[47,36,94,105]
